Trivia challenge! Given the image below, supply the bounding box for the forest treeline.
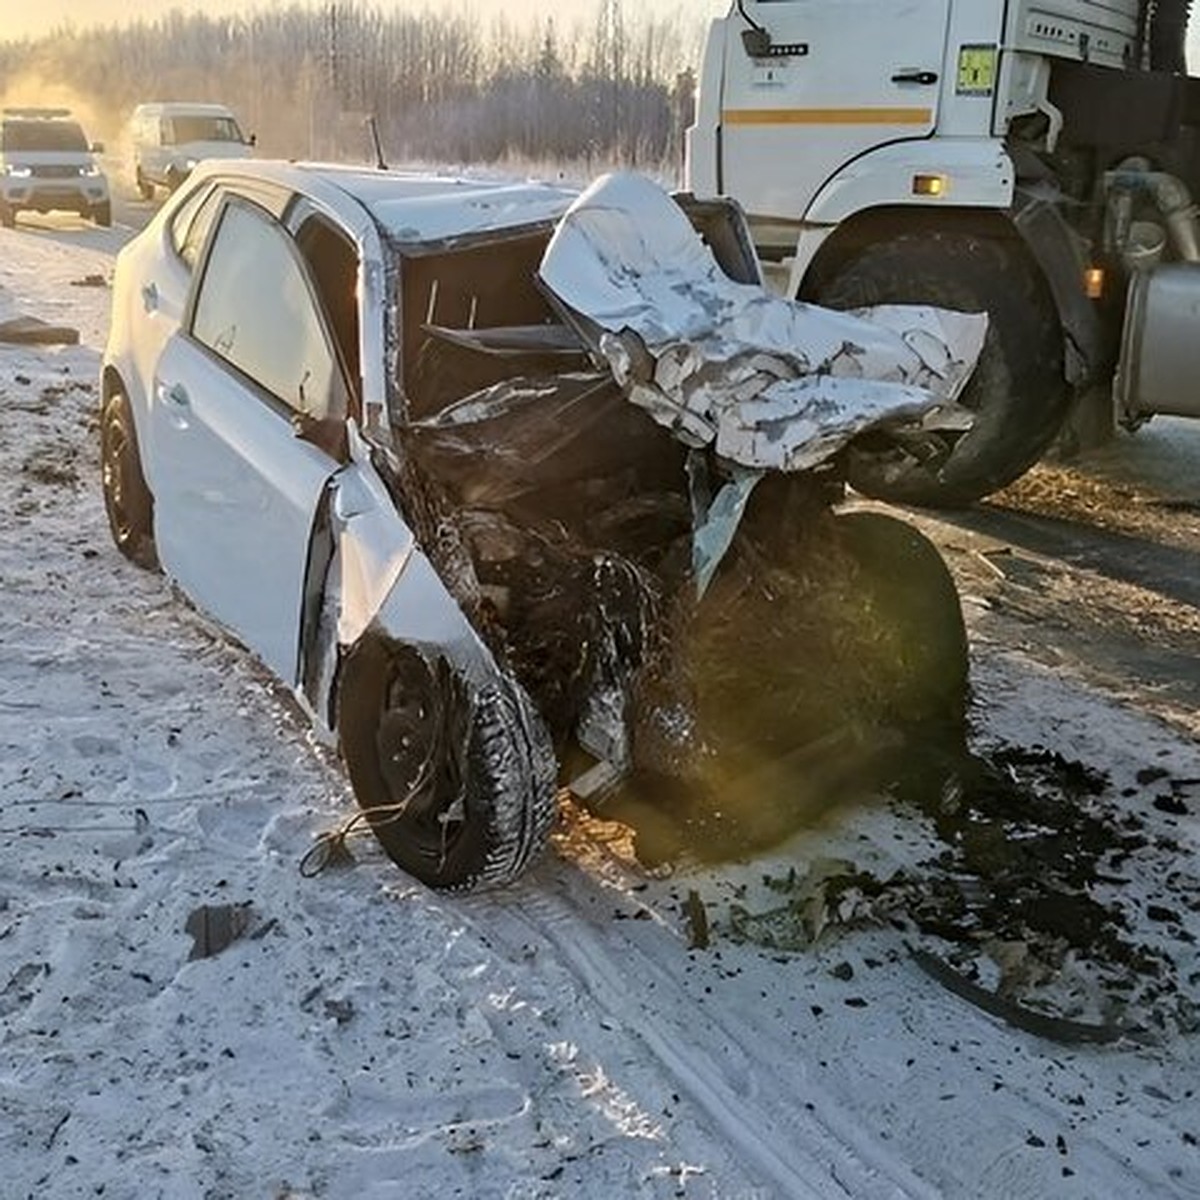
[0,2,707,175]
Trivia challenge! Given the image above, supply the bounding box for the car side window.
[170,184,222,270]
[191,198,345,423]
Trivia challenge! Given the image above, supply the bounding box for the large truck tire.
[815,231,1069,507]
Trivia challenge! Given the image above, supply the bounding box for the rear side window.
[191,198,344,421]
[169,183,222,270]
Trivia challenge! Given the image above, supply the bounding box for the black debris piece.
[0,316,79,346]
[1153,794,1190,816]
[683,890,710,951]
[185,902,256,961]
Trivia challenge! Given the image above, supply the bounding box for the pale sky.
[0,0,732,40]
[2,1,1194,68]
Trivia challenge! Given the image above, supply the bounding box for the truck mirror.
[741,27,772,57]
[248,132,257,147]
[91,141,105,153]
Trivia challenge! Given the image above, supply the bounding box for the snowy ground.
[2,216,1199,1200]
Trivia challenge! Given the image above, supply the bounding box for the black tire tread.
[339,641,558,892]
[463,679,559,890]
[100,388,159,570]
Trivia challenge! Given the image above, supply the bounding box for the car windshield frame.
[1,119,90,152]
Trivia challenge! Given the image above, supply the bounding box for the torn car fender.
[331,461,415,649]
[330,430,494,686]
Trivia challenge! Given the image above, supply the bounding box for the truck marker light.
[1084,268,1104,299]
[912,174,946,197]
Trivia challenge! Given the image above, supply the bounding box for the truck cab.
[688,2,1200,505]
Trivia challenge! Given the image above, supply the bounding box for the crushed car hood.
[538,172,988,474]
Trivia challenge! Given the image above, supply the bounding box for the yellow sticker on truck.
[957,44,997,96]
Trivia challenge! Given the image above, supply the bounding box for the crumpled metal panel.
[538,172,988,474]
[364,177,576,244]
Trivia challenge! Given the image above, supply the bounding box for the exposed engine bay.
[370,176,979,836]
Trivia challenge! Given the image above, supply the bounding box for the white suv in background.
[0,107,111,228]
[129,102,254,198]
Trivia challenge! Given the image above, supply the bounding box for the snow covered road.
[1,221,1198,1200]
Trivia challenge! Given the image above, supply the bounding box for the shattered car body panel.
[539,173,988,471]
[538,174,987,592]
[102,160,976,890]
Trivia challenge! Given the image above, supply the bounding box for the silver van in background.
[129,102,254,198]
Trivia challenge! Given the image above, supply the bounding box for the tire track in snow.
[467,859,945,1200]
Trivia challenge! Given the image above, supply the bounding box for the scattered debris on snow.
[0,313,79,345]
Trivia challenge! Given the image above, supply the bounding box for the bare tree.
[0,1,701,178]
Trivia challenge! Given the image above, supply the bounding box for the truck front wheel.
[814,231,1068,507]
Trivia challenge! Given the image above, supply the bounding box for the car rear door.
[147,194,352,685]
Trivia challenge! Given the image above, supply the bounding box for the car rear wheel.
[614,498,970,863]
[0,202,14,229]
[337,639,558,891]
[830,508,969,724]
[100,387,158,570]
[690,503,969,762]
[814,232,1069,507]
[135,169,154,201]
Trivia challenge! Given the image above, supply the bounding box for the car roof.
[2,106,75,120]
[192,159,578,244]
[135,102,238,115]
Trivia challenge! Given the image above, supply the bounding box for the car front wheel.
[337,639,558,891]
[100,387,159,569]
[92,201,112,227]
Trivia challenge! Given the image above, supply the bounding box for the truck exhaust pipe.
[1116,261,1200,423]
[1110,159,1200,423]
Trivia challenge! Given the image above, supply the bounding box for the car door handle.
[164,382,190,408]
[891,70,939,85]
[141,282,158,312]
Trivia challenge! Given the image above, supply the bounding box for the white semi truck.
[686,0,1199,504]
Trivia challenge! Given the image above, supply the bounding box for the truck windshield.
[1,120,89,152]
[169,116,242,144]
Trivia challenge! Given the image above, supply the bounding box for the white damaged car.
[101,161,981,888]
